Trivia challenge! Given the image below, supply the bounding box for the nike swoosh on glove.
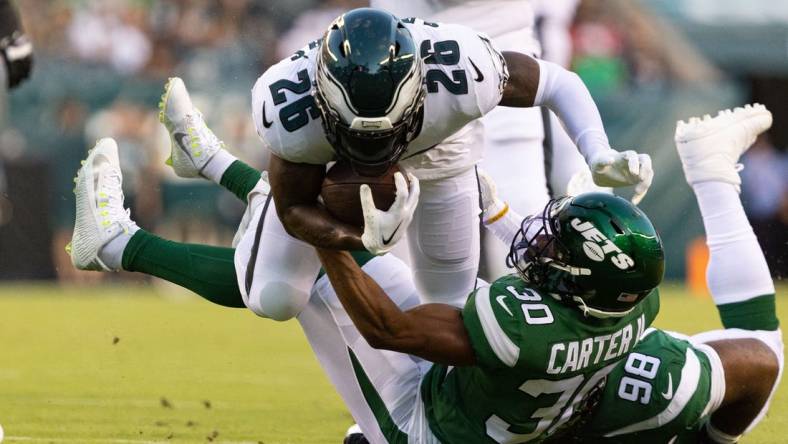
[360,172,420,256]
[588,149,653,205]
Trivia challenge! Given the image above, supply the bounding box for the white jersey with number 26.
[251,18,508,180]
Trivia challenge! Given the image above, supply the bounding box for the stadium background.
[0,0,785,442]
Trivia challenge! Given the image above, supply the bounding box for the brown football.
[321,161,403,227]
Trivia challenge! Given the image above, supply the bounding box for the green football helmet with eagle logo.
[508,192,665,318]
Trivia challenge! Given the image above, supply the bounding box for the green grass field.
[0,284,784,443]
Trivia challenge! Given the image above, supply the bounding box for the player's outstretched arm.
[500,52,653,203]
[315,248,476,366]
[268,154,365,250]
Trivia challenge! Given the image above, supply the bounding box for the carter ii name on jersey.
[571,218,635,270]
[546,314,646,375]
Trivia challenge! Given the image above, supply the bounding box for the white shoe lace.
[97,166,133,235]
[183,112,223,160]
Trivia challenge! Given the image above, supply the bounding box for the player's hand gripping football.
[588,149,653,205]
[360,172,420,255]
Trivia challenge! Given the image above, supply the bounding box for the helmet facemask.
[313,68,425,176]
[507,197,576,293]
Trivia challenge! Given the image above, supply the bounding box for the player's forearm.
[500,52,611,163]
[531,58,611,162]
[280,205,365,250]
[315,248,416,349]
[316,248,476,365]
[484,205,525,247]
[268,153,364,250]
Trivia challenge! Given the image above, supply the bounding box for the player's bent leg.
[407,167,481,307]
[700,337,780,440]
[233,185,319,321]
[303,253,430,444]
[160,77,264,205]
[68,138,246,308]
[677,105,783,439]
[122,230,245,308]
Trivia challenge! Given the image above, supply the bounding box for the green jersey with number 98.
[420,275,660,443]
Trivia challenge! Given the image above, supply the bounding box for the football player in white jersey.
[369,0,596,279]
[147,8,652,322]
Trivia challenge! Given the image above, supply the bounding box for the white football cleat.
[67,138,137,271]
[674,103,772,191]
[159,77,224,178]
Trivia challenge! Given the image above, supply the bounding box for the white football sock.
[100,224,140,271]
[202,149,238,184]
[692,181,774,305]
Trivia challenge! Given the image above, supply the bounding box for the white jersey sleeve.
[415,19,508,118]
[250,41,334,165]
[397,19,509,179]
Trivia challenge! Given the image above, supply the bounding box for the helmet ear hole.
[395,41,401,55]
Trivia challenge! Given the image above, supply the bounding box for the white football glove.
[360,172,420,255]
[477,168,509,224]
[588,149,653,205]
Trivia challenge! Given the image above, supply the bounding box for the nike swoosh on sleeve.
[495,295,514,317]
[468,58,484,82]
[661,373,674,400]
[262,102,274,128]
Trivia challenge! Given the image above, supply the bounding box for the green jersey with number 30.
[420,275,660,443]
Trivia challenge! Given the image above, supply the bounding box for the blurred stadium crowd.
[0,0,785,283]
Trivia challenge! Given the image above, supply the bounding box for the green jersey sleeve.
[462,278,529,369]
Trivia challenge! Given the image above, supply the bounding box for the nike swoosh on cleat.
[262,102,274,128]
[661,373,674,400]
[468,58,484,82]
[496,295,513,316]
[381,221,403,246]
[173,132,194,160]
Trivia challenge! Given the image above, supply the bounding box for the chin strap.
[568,295,635,319]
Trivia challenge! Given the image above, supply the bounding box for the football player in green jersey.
[317,104,781,444]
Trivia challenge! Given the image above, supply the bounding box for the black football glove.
[0,31,32,89]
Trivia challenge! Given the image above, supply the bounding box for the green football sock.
[122,230,245,308]
[717,294,779,331]
[219,160,262,204]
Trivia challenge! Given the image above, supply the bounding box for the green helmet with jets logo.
[314,8,425,176]
[507,192,664,318]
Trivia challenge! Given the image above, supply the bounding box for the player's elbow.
[277,206,300,238]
